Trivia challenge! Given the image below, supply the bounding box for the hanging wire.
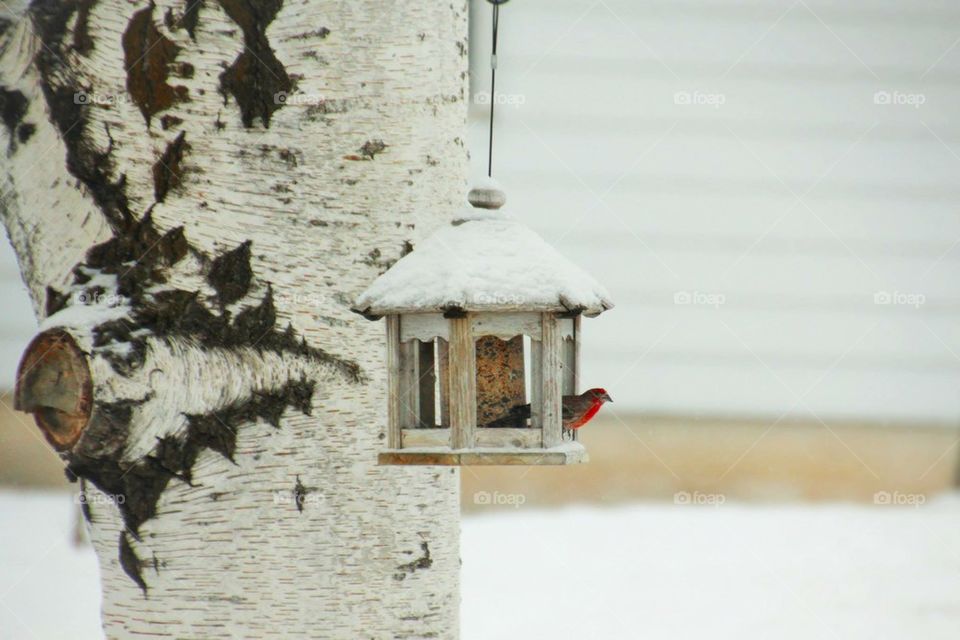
[486,1,507,178]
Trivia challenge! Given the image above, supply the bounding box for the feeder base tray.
[378,443,588,466]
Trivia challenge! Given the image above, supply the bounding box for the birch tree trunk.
[0,1,467,637]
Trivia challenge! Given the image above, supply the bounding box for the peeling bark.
[122,4,189,125]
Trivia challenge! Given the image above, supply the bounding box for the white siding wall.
[467,0,960,424]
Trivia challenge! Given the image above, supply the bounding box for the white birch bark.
[0,1,468,637]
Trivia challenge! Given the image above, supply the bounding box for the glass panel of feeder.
[529,338,542,430]
[523,335,533,407]
[474,333,527,429]
[435,337,449,428]
[398,340,417,429]
[418,340,435,427]
[398,339,436,428]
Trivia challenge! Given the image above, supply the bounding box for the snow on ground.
[0,492,101,640]
[1,491,959,639]
[463,498,960,640]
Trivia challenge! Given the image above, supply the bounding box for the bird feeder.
[353,182,613,465]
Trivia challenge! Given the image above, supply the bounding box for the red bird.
[562,388,613,430]
[484,388,613,429]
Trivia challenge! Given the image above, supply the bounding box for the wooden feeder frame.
[379,311,586,466]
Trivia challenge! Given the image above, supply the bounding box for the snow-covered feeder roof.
[353,185,613,318]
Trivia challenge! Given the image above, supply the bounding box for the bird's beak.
[602,393,613,403]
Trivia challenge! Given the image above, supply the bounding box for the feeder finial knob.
[468,181,506,210]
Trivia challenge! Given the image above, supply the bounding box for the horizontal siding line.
[512,172,960,203]
[590,350,960,374]
[468,113,960,145]
[519,2,960,29]
[615,298,960,315]
[542,233,960,261]
[499,58,960,85]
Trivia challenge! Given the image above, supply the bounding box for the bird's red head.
[586,388,613,404]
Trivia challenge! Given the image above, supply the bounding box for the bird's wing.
[484,403,532,428]
[511,403,532,419]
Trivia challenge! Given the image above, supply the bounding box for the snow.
[3,490,959,639]
[0,492,102,640]
[38,268,130,333]
[353,203,613,317]
[469,176,503,192]
[38,301,130,335]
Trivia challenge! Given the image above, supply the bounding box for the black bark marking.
[0,87,27,136]
[207,240,252,307]
[66,378,316,592]
[45,286,69,318]
[0,87,28,152]
[72,0,96,55]
[159,114,183,130]
[394,542,432,581]
[287,28,329,41]
[122,5,189,126]
[181,0,203,40]
[17,123,36,143]
[176,62,195,79]
[79,480,93,523]
[359,139,387,159]
[45,209,362,592]
[356,240,414,275]
[65,377,315,541]
[277,147,298,168]
[119,531,148,595]
[30,0,136,232]
[293,475,308,513]
[217,0,292,128]
[152,131,189,202]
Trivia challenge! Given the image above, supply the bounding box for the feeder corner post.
[385,314,402,449]
[449,315,476,449]
[540,312,563,448]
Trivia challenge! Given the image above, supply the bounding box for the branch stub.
[14,330,93,451]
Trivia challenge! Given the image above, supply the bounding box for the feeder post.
[449,315,477,448]
[572,315,582,441]
[541,312,563,447]
[385,315,402,448]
